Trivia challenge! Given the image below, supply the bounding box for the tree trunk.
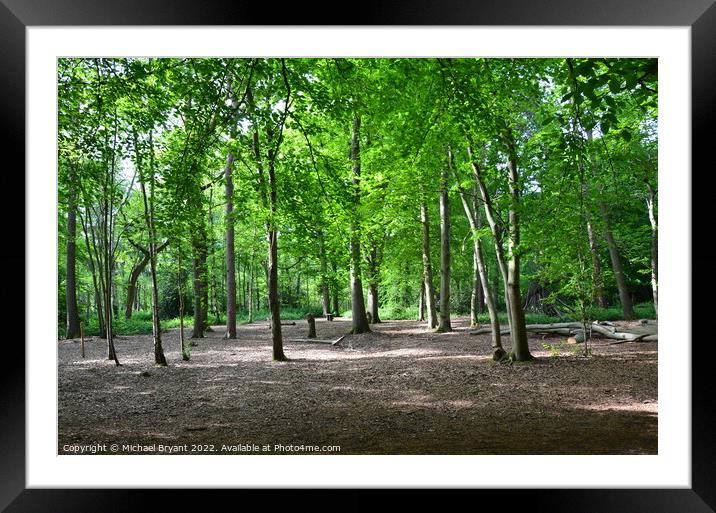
[468,147,513,332]
[581,132,608,309]
[420,201,438,329]
[125,240,168,320]
[102,111,119,366]
[178,254,188,361]
[599,202,635,319]
[225,150,237,339]
[191,226,209,338]
[306,314,316,338]
[470,240,483,327]
[125,258,146,320]
[368,284,380,324]
[248,259,255,323]
[136,130,167,366]
[366,242,382,324]
[331,261,340,316]
[65,163,81,339]
[418,280,426,321]
[207,188,221,328]
[148,246,166,366]
[82,220,104,337]
[349,116,370,334]
[505,143,532,361]
[455,175,505,360]
[586,218,608,308]
[646,182,658,318]
[267,156,286,360]
[319,233,331,317]
[436,149,452,333]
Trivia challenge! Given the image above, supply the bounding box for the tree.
[436,148,453,333]
[454,163,506,360]
[64,162,81,339]
[348,116,371,334]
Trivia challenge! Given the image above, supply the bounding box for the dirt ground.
[58,316,657,455]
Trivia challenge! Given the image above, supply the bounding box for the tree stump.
[306,314,317,338]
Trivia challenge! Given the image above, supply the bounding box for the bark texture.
[349,116,370,334]
[505,140,532,361]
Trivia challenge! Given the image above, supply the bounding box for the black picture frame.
[3,1,712,511]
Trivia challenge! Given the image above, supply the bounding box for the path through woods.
[58,317,657,455]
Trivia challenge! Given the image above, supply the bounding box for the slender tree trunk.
[468,147,513,331]
[80,211,103,336]
[436,150,452,333]
[418,280,426,321]
[178,252,188,361]
[65,163,81,339]
[420,201,438,329]
[580,131,608,309]
[470,241,483,327]
[646,182,658,318]
[456,177,505,359]
[366,242,381,324]
[505,144,532,361]
[248,259,255,323]
[599,202,635,319]
[207,189,221,328]
[266,156,286,360]
[102,108,119,366]
[586,218,608,308]
[470,184,489,326]
[349,116,370,334]
[148,246,166,366]
[319,233,331,317]
[112,262,120,318]
[331,261,340,316]
[225,150,237,339]
[191,226,209,338]
[136,130,167,366]
[84,209,107,339]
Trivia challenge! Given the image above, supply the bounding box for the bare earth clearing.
[58,317,657,455]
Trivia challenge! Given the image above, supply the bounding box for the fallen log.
[607,334,658,344]
[471,322,585,335]
[286,338,334,344]
[286,334,347,346]
[470,322,657,342]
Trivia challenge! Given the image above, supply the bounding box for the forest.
[58,57,658,455]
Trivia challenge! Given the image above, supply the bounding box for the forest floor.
[58,316,657,455]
